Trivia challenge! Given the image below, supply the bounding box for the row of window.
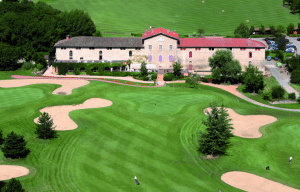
[63,47,141,50]
[64,47,261,51]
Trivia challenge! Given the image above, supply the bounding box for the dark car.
[285,39,289,42]
[274,57,278,61]
[264,38,272,41]
[297,38,300,41]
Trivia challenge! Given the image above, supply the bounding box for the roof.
[142,27,179,40]
[54,37,143,48]
[179,38,267,48]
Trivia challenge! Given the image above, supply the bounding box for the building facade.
[54,27,267,75]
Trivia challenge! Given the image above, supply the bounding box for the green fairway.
[1,73,300,191]
[35,0,299,36]
[0,70,37,80]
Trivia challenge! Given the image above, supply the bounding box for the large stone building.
[54,27,267,75]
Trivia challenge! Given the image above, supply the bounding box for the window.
[120,47,126,50]
[169,45,173,50]
[149,55,152,62]
[99,51,102,60]
[89,47,95,50]
[69,50,73,57]
[228,48,232,51]
[159,55,162,62]
[195,48,201,51]
[209,48,214,51]
[80,57,83,60]
[240,48,246,51]
[159,45,162,50]
[169,55,173,62]
[69,57,73,60]
[76,47,81,50]
[135,47,141,50]
[129,51,132,57]
[61,47,66,50]
[106,47,112,50]
[249,52,252,58]
[149,45,152,50]
[189,51,192,58]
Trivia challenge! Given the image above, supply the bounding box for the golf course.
[0,70,300,191]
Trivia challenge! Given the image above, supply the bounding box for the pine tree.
[35,112,58,140]
[0,131,30,159]
[0,129,4,145]
[198,102,234,156]
[1,178,25,192]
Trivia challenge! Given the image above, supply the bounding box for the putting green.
[0,88,44,108]
[118,93,215,116]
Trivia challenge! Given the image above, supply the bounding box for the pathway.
[265,61,299,98]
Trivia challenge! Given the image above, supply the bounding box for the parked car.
[285,48,295,53]
[274,57,278,61]
[297,38,300,41]
[264,38,272,41]
[285,39,289,42]
[267,56,272,61]
[286,44,296,48]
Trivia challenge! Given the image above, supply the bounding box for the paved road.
[265,60,299,98]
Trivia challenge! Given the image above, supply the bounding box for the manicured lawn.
[1,71,300,191]
[290,83,300,94]
[0,70,37,80]
[35,0,299,36]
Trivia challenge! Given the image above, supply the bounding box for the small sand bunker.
[204,108,277,138]
[34,98,113,130]
[0,79,90,95]
[0,165,30,181]
[221,171,300,192]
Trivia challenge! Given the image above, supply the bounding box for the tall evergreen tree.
[198,102,234,156]
[0,131,30,159]
[172,62,183,77]
[35,112,58,140]
[1,178,25,192]
[140,62,148,77]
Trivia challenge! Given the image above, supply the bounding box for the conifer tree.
[1,178,25,192]
[0,129,4,145]
[0,131,30,159]
[198,102,234,156]
[35,112,58,140]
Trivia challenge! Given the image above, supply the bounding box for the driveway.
[265,60,299,98]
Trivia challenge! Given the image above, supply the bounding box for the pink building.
[54,27,267,75]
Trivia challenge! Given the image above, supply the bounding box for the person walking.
[134,176,140,185]
[290,156,293,164]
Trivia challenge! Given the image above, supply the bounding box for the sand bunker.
[0,165,30,181]
[0,79,90,95]
[34,98,113,131]
[221,171,300,192]
[204,107,277,138]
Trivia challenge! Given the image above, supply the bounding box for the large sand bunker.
[0,165,30,181]
[204,108,277,138]
[0,79,90,95]
[34,98,113,130]
[221,171,300,192]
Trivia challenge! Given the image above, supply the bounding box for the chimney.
[167,29,170,33]
[66,35,70,40]
[145,28,148,33]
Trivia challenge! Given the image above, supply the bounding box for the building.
[54,27,267,75]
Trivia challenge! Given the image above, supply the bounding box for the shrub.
[297,97,300,104]
[271,85,285,99]
[165,73,175,79]
[262,91,272,101]
[288,92,296,100]
[36,63,44,71]
[201,77,209,83]
[21,62,34,70]
[151,73,157,80]
[265,50,270,57]
[74,68,80,75]
[258,89,263,95]
[291,69,300,84]
[142,76,149,81]
[163,76,173,81]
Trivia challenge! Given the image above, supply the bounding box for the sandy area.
[0,165,30,181]
[34,98,113,130]
[0,79,90,95]
[221,171,300,192]
[204,107,277,138]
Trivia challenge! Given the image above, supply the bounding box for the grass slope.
[36,0,299,36]
[0,72,300,191]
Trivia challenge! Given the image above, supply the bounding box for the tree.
[93,30,102,37]
[277,36,286,51]
[0,131,30,159]
[259,24,265,35]
[185,73,201,88]
[0,42,22,71]
[0,129,4,145]
[243,63,265,93]
[234,23,250,38]
[173,62,183,77]
[0,181,6,191]
[249,26,255,35]
[286,55,300,72]
[198,102,234,157]
[35,112,58,140]
[270,25,276,35]
[277,24,287,34]
[287,23,295,35]
[140,61,148,76]
[208,49,242,83]
[291,69,300,84]
[1,178,25,192]
[3,0,19,3]
[197,28,205,36]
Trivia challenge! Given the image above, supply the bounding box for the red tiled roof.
[179,38,266,48]
[142,27,179,39]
